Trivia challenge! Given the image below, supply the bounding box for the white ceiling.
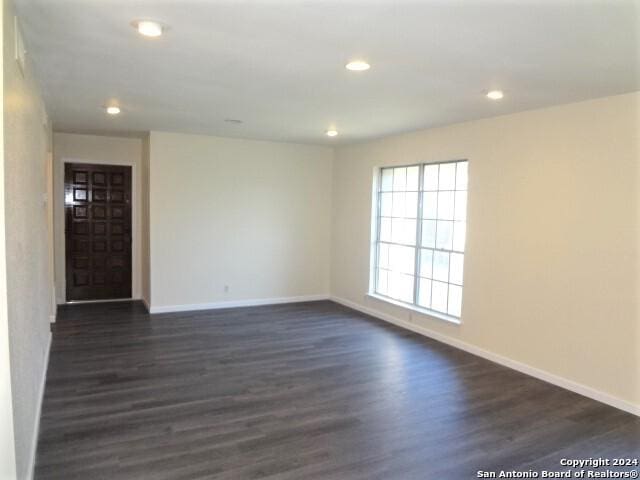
[14,0,640,145]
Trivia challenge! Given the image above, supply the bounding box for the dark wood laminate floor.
[36,301,639,479]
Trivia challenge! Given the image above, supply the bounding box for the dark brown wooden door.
[65,163,132,301]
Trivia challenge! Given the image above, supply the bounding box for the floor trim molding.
[27,330,52,480]
[330,295,640,417]
[149,294,330,314]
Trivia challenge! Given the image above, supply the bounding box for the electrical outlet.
[224,285,230,293]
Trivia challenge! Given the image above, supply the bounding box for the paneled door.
[65,163,132,301]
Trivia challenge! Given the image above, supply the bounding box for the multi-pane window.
[373,160,468,318]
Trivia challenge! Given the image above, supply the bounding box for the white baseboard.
[26,330,52,480]
[330,295,640,417]
[149,294,330,314]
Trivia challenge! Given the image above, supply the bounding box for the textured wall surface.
[0,1,17,477]
[4,0,53,476]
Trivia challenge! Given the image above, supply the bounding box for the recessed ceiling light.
[133,20,164,38]
[326,129,338,137]
[486,90,504,100]
[105,106,121,115]
[345,61,370,72]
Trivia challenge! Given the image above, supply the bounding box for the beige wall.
[331,93,639,409]
[4,0,53,477]
[148,131,333,311]
[0,1,17,478]
[52,133,143,303]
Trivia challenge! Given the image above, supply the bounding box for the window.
[373,160,468,319]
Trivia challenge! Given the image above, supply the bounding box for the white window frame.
[370,160,468,323]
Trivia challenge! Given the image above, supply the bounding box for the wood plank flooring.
[35,300,639,479]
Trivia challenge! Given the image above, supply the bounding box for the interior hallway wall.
[3,0,53,476]
[0,1,17,477]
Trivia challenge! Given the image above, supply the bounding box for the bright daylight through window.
[373,160,468,318]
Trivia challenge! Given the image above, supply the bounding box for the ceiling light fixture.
[133,20,164,38]
[326,129,338,137]
[105,106,121,115]
[486,90,504,100]
[345,60,370,72]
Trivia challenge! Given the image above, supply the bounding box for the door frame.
[60,158,139,303]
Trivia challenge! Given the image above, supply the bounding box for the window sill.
[366,293,462,325]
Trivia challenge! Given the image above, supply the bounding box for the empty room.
[1,0,639,479]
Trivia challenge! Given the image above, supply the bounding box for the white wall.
[148,131,333,311]
[4,0,53,476]
[331,93,639,410]
[52,133,143,303]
